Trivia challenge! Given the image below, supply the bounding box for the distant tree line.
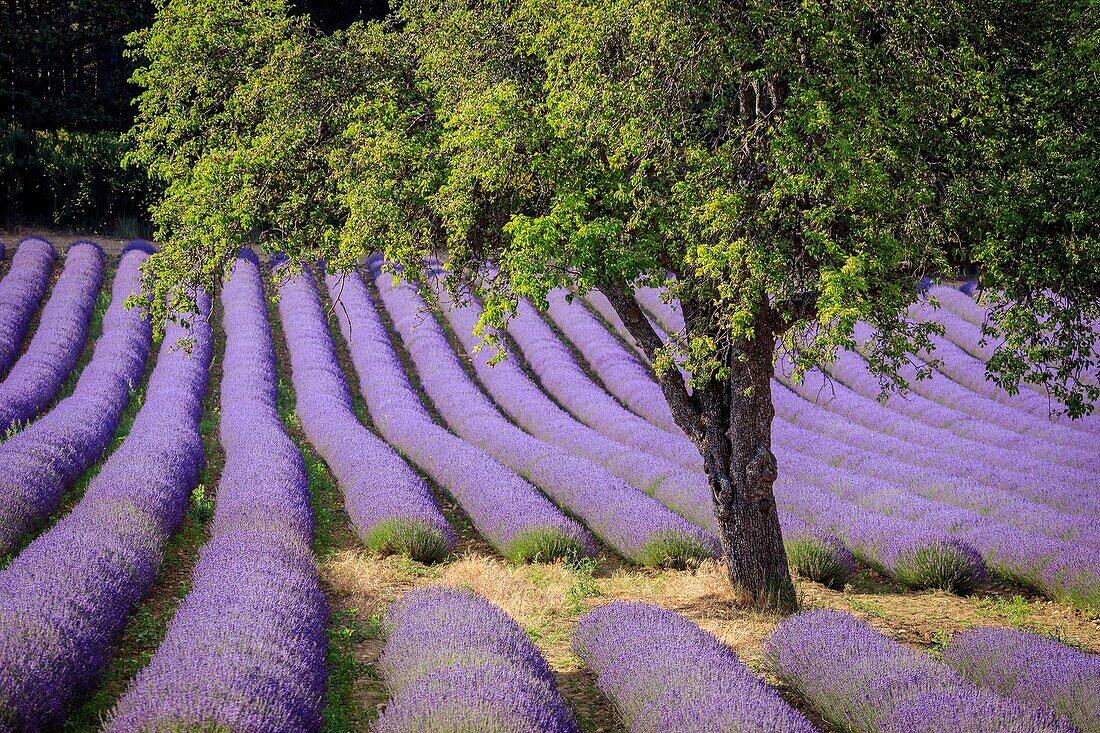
[0,0,386,231]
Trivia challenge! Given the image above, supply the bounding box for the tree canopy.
[128,0,1100,609]
[130,0,1099,412]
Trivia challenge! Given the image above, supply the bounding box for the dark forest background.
[1,0,388,233]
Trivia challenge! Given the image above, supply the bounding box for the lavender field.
[0,234,1098,733]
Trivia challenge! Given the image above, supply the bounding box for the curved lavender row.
[546,288,684,435]
[325,270,592,562]
[375,586,579,733]
[0,241,103,434]
[906,313,1100,443]
[537,293,985,590]
[0,245,153,555]
[439,289,704,509]
[582,290,647,358]
[371,261,715,567]
[626,291,1098,514]
[0,237,55,379]
[277,268,454,562]
[925,291,1100,433]
[774,425,1100,608]
[507,297,700,468]
[931,284,992,327]
[575,602,815,733]
[772,462,987,593]
[0,296,211,730]
[633,283,682,337]
[765,611,1074,733]
[106,251,326,732]
[942,627,1100,733]
[633,282,1100,468]
[827,338,1095,477]
[851,322,1099,460]
[773,384,1100,543]
[782,355,1099,503]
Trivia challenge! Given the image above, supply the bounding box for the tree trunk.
[599,285,797,613]
[698,331,797,614]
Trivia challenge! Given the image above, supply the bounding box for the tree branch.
[598,283,704,441]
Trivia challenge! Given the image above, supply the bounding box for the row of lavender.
[370,587,1098,733]
[0,238,55,381]
[435,280,976,593]
[276,265,458,562]
[429,276,859,587]
[0,287,211,729]
[320,268,593,562]
[0,239,104,435]
[104,251,327,731]
[367,259,716,567]
[0,243,153,556]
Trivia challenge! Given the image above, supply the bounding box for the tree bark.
[599,284,797,613]
[700,329,796,613]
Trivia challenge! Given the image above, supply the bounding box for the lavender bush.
[0,240,104,435]
[374,586,579,733]
[324,268,593,562]
[942,627,1100,733]
[764,610,1075,733]
[779,512,858,589]
[277,266,455,562]
[105,250,326,732]
[0,237,55,379]
[0,243,153,555]
[371,258,716,567]
[574,602,815,733]
[0,294,211,730]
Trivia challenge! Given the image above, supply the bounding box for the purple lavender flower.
[370,259,716,567]
[0,243,153,555]
[773,456,987,594]
[323,268,593,562]
[0,294,212,730]
[105,250,325,733]
[438,286,706,514]
[0,240,103,435]
[374,586,579,733]
[276,265,455,562]
[0,237,55,379]
[764,610,1075,733]
[942,627,1100,733]
[505,297,701,469]
[545,288,683,435]
[575,601,815,733]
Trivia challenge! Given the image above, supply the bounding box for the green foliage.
[127,0,1099,416]
[1,126,151,231]
[785,535,853,590]
[361,519,453,563]
[1,0,155,132]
